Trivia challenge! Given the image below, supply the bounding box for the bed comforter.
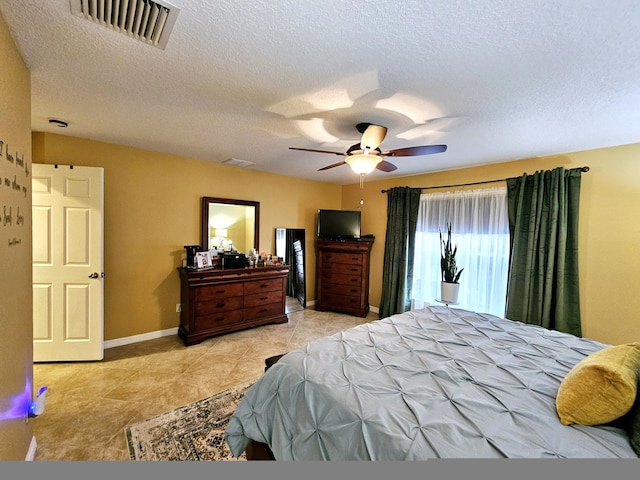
[225,306,637,459]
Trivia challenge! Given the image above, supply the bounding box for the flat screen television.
[317,209,361,239]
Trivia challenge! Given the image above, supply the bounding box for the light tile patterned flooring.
[32,301,377,460]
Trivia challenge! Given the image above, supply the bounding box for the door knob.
[88,272,99,279]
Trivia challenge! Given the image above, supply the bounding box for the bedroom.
[1,0,640,465]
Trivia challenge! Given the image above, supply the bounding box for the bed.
[225,305,640,459]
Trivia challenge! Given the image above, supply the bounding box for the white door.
[32,164,104,361]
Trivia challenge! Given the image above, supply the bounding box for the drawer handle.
[260,296,269,300]
[216,303,226,308]
[350,279,358,283]
[259,308,268,313]
[215,317,225,322]
[259,284,269,288]
[215,289,226,294]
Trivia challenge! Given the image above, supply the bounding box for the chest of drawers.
[178,266,289,345]
[315,238,374,317]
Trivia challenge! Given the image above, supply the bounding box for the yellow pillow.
[556,342,640,426]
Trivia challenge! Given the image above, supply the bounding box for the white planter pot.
[440,282,460,304]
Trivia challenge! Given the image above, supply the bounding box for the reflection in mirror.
[275,228,306,311]
[201,197,259,254]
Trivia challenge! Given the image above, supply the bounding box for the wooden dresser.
[178,265,289,346]
[315,238,374,317]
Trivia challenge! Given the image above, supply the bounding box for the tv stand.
[315,238,374,317]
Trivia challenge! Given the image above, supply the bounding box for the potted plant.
[440,223,463,303]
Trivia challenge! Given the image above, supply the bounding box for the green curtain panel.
[379,186,422,319]
[505,167,582,336]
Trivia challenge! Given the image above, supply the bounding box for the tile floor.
[31,301,378,460]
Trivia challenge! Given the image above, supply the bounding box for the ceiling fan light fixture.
[345,154,382,175]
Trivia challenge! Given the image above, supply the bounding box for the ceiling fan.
[289,122,447,175]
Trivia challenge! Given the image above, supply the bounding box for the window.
[411,187,510,317]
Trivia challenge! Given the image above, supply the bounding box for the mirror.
[201,197,260,254]
[275,228,306,312]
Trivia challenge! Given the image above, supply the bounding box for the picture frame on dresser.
[195,250,212,269]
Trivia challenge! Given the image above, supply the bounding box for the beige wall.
[343,146,640,345]
[33,133,640,347]
[32,132,342,341]
[0,11,33,460]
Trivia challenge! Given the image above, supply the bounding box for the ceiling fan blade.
[360,125,388,150]
[376,160,397,172]
[289,147,345,156]
[318,160,347,171]
[382,144,447,157]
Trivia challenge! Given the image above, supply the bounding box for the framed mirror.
[275,228,306,311]
[201,197,260,254]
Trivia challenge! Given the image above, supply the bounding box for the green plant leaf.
[438,222,463,284]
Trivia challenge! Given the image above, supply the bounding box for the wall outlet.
[176,303,181,313]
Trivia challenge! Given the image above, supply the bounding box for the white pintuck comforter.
[225,306,637,459]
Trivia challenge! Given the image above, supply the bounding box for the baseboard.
[25,436,37,461]
[104,327,178,349]
[103,304,373,349]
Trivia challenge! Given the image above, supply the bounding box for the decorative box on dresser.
[178,265,289,346]
[315,237,374,317]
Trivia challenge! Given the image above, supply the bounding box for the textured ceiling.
[1,0,639,185]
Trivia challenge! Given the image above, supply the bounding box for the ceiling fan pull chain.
[359,173,365,189]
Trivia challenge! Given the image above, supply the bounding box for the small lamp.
[210,228,229,250]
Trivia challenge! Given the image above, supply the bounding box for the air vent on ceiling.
[69,0,180,50]
[223,158,256,168]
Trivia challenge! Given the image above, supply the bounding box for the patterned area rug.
[125,382,253,461]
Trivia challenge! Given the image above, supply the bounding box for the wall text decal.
[0,137,30,247]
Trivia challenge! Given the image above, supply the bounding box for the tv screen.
[317,209,361,239]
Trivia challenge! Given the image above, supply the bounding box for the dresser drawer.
[195,295,243,316]
[195,283,243,301]
[323,252,363,265]
[318,292,363,310]
[321,272,362,287]
[320,283,361,297]
[244,289,283,308]
[245,278,282,295]
[244,302,284,320]
[322,262,362,276]
[195,309,244,331]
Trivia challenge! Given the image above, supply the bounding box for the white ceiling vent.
[69,0,180,50]
[223,158,256,168]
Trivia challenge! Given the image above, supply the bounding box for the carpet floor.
[125,382,253,461]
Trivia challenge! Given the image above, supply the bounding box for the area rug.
[125,382,253,461]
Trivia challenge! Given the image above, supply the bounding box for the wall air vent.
[69,0,180,50]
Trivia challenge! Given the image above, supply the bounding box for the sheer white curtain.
[411,187,510,317]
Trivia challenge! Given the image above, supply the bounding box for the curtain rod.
[381,166,590,193]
